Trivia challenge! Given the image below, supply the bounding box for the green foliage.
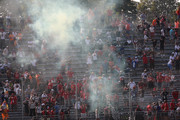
[114,0,137,19]
[137,0,178,22]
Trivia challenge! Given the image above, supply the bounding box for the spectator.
[167,59,173,71]
[9,93,17,112]
[23,97,29,116]
[60,109,64,120]
[135,105,143,120]
[147,73,154,89]
[172,88,179,103]
[2,46,8,56]
[147,103,152,120]
[132,57,137,74]
[80,103,87,119]
[176,6,180,20]
[0,100,9,120]
[0,31,6,49]
[35,103,41,118]
[149,25,155,40]
[162,100,169,120]
[128,79,136,90]
[169,28,175,43]
[92,51,97,64]
[25,85,31,98]
[149,55,154,70]
[160,28,165,56]
[140,12,146,23]
[175,42,180,53]
[138,80,145,98]
[175,56,180,72]
[142,54,148,69]
[161,88,168,102]
[87,53,93,68]
[29,99,35,116]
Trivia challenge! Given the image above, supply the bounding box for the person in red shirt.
[60,109,64,120]
[50,108,55,118]
[165,74,171,88]
[146,103,152,120]
[157,72,163,90]
[77,81,82,95]
[14,71,20,82]
[70,82,76,105]
[170,99,176,111]
[9,93,17,112]
[46,107,51,118]
[162,100,169,120]
[147,73,154,89]
[66,68,74,81]
[63,90,69,107]
[170,99,176,119]
[47,80,53,93]
[109,45,115,52]
[80,104,87,119]
[57,73,63,81]
[51,96,56,107]
[176,6,180,20]
[172,88,179,103]
[57,82,63,93]
[143,54,148,69]
[35,73,40,90]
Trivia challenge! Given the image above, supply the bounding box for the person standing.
[23,97,29,116]
[160,28,165,57]
[0,31,6,49]
[0,101,9,120]
[9,93,17,112]
[143,54,148,69]
[29,100,36,116]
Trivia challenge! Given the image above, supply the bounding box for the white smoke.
[27,0,84,47]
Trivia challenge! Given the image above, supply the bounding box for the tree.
[137,0,178,22]
[115,0,137,19]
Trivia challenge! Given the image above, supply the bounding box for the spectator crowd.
[0,4,179,120]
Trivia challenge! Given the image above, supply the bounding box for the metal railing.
[3,111,179,120]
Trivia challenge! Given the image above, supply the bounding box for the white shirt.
[161,29,165,36]
[36,106,42,113]
[89,74,96,81]
[128,81,136,89]
[149,27,154,33]
[85,39,90,45]
[175,45,180,50]
[144,35,148,40]
[41,93,47,98]
[74,101,81,109]
[1,32,6,39]
[14,83,20,90]
[169,56,175,61]
[168,59,172,65]
[92,53,97,60]
[15,88,21,96]
[97,39,103,45]
[3,48,8,56]
[171,75,175,81]
[141,72,147,79]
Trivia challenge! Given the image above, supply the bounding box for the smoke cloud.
[27,0,84,48]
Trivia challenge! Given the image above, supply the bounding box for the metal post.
[21,78,24,120]
[128,72,132,120]
[75,76,78,120]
